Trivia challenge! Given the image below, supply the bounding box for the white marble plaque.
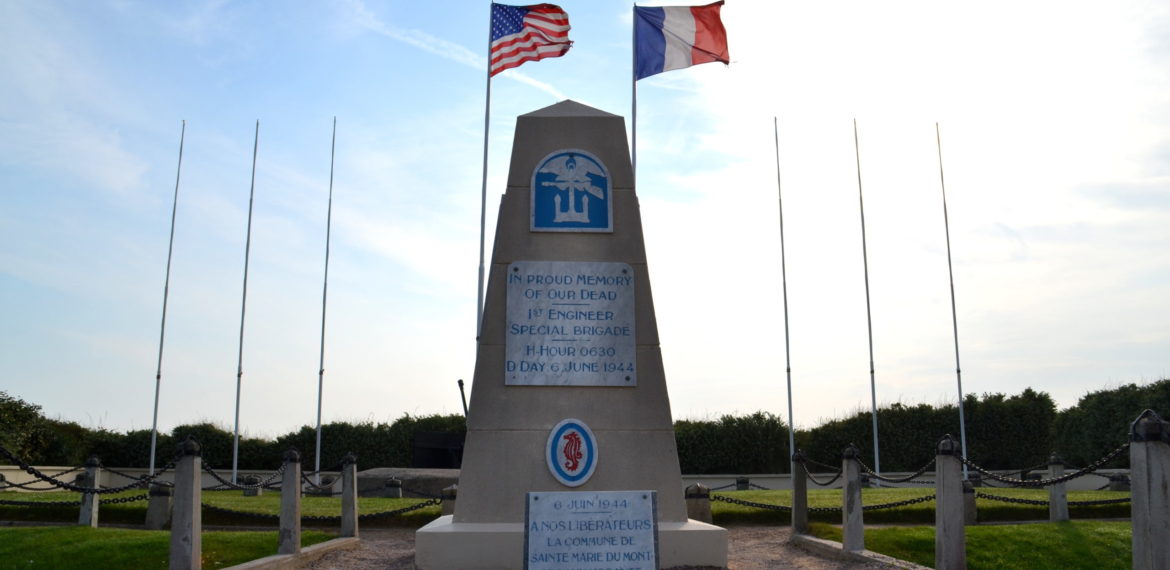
[525,490,658,570]
[506,261,636,386]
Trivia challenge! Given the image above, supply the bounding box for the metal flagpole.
[853,118,881,482]
[149,120,186,475]
[631,5,637,178]
[314,117,338,484]
[476,4,494,338]
[233,119,260,484]
[936,122,969,479]
[773,118,795,474]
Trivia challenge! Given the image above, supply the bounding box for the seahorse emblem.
[562,431,583,472]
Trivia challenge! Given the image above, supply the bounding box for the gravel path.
[303,525,902,569]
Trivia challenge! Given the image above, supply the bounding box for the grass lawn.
[809,520,1132,570]
[1,487,1133,569]
[0,489,442,527]
[0,526,336,569]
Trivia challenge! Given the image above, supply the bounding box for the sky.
[1,1,1168,441]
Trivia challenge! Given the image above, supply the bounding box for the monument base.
[415,515,728,569]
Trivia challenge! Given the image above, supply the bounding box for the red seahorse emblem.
[562,431,583,472]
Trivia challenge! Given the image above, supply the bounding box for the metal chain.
[402,485,442,500]
[0,448,177,495]
[199,497,442,522]
[748,482,772,491]
[99,493,150,505]
[358,498,442,520]
[1070,497,1131,506]
[858,457,938,484]
[959,443,1129,488]
[975,491,1132,507]
[301,471,334,491]
[304,459,347,476]
[0,465,86,490]
[802,457,842,473]
[805,471,843,487]
[200,460,286,490]
[0,479,66,491]
[975,492,1048,506]
[711,494,791,512]
[863,494,936,511]
[711,493,935,514]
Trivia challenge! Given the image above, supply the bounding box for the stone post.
[144,482,173,530]
[77,455,101,527]
[242,475,263,496]
[735,476,749,491]
[935,434,966,570]
[841,444,864,552]
[169,437,202,570]
[384,477,403,498]
[278,449,302,555]
[791,451,809,534]
[1130,410,1170,570]
[340,452,359,538]
[440,484,457,516]
[1047,453,1069,522]
[962,480,976,526]
[684,483,712,524]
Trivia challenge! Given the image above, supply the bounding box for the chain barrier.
[975,491,1132,507]
[748,482,772,491]
[301,471,336,492]
[199,497,442,523]
[0,444,178,495]
[803,457,842,473]
[1070,497,1131,506]
[402,485,443,500]
[858,457,937,484]
[304,459,347,477]
[959,442,1130,488]
[711,493,936,514]
[200,460,286,491]
[0,466,85,490]
[99,493,150,505]
[711,494,791,512]
[805,470,843,487]
[358,498,442,520]
[0,479,67,492]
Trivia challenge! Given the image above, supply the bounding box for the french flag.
[634,1,729,80]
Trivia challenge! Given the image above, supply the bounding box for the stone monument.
[415,100,727,569]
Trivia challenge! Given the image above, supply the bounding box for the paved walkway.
[303,525,905,569]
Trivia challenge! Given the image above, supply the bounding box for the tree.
[0,391,53,464]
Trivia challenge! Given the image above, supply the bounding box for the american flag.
[490,3,572,77]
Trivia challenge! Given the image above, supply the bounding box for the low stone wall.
[355,468,459,498]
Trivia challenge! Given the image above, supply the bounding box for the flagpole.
[233,119,260,484]
[936,122,969,479]
[631,4,637,178]
[773,118,795,474]
[149,120,186,475]
[477,4,494,339]
[314,117,337,484]
[853,118,881,482]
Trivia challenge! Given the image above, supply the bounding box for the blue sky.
[1,0,1168,440]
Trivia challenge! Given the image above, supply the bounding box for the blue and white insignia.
[546,418,598,487]
[531,149,613,232]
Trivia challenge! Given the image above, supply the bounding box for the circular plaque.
[546,418,598,487]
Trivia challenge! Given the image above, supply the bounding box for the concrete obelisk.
[416,100,727,569]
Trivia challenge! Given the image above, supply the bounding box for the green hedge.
[4,380,1168,473]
